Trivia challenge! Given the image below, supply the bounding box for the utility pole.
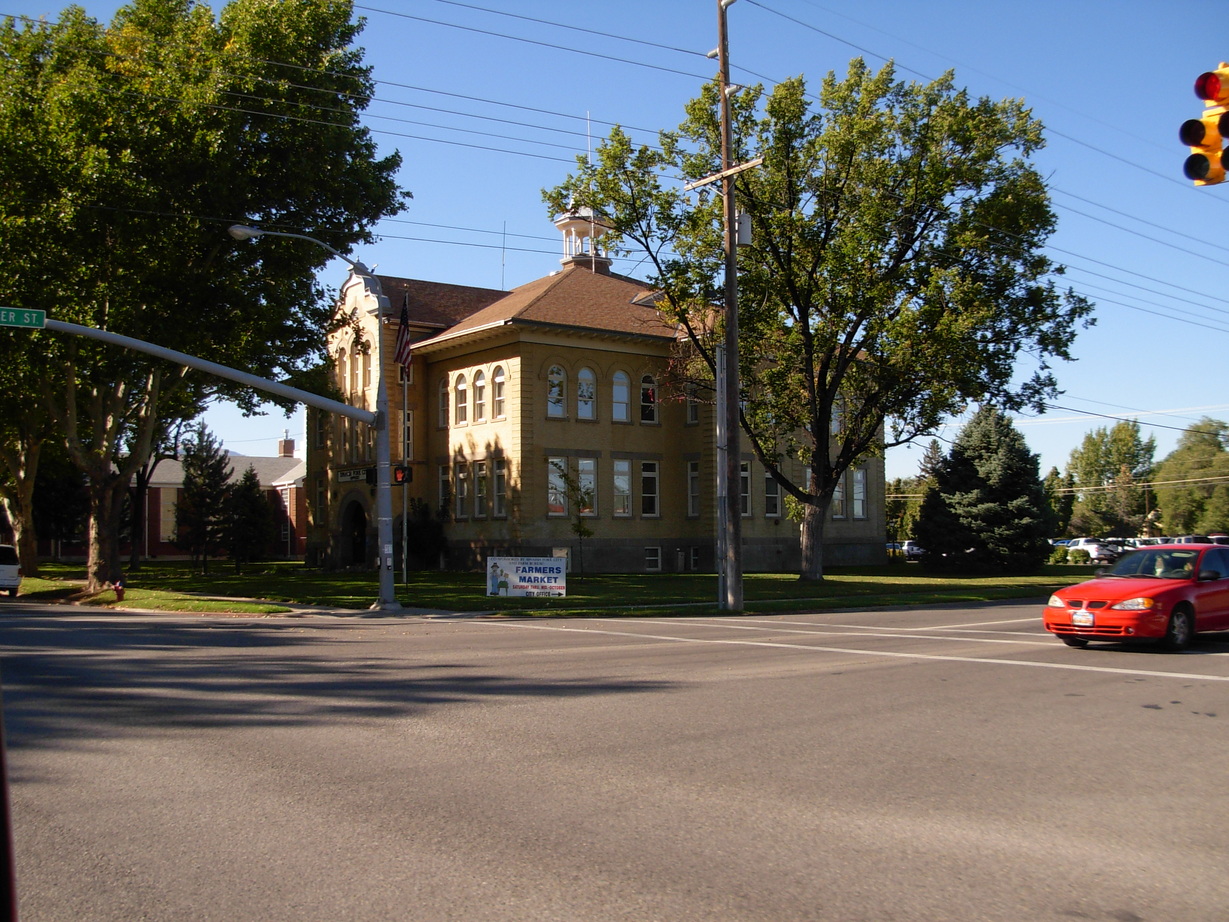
[716,0,743,611]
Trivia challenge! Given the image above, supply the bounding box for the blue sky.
[8,0,1229,482]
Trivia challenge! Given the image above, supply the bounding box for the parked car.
[901,540,925,560]
[1065,537,1120,564]
[0,545,20,597]
[1043,543,1229,650]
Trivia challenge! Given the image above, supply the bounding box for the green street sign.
[0,307,46,329]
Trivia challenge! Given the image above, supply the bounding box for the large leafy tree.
[0,0,406,589]
[1066,421,1155,537]
[1153,419,1229,536]
[915,407,1054,574]
[545,61,1092,580]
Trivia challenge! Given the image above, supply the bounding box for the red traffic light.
[1195,68,1229,106]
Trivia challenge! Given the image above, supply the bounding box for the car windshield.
[1105,548,1200,579]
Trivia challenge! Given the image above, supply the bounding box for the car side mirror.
[1197,569,1221,581]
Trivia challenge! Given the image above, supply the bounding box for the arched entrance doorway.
[338,500,368,568]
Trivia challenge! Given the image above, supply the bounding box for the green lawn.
[14,560,1097,618]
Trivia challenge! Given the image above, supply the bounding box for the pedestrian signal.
[393,465,411,484]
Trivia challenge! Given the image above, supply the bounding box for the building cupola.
[554,207,613,274]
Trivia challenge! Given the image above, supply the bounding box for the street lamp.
[228,224,400,612]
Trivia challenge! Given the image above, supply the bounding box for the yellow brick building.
[306,227,885,573]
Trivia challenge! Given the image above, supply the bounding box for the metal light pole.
[228,225,400,612]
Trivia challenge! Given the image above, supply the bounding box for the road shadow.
[0,614,677,758]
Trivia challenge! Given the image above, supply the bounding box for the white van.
[0,545,21,597]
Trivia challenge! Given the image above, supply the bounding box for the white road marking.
[481,620,1229,682]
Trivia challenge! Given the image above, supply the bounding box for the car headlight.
[1047,595,1066,608]
[1111,597,1156,611]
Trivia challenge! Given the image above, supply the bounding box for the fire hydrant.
[111,578,125,603]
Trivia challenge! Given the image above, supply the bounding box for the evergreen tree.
[915,407,1054,574]
[227,466,275,575]
[175,424,232,574]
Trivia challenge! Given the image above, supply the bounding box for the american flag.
[393,293,413,372]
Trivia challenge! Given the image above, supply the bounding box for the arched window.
[454,374,468,425]
[577,367,596,420]
[473,370,486,422]
[612,371,630,422]
[437,378,448,427]
[547,365,566,418]
[640,374,658,423]
[492,366,506,418]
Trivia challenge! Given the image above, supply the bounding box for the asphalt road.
[2,600,1228,921]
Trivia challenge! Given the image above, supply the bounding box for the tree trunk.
[0,439,43,576]
[799,501,826,582]
[85,477,125,592]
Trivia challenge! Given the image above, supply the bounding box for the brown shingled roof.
[376,276,507,329]
[421,264,672,345]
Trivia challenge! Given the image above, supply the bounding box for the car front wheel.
[1163,608,1194,651]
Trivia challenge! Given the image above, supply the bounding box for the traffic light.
[1181,64,1229,185]
[392,465,411,485]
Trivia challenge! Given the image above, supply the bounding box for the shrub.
[1049,546,1070,565]
[1067,548,1091,565]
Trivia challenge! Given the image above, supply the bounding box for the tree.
[1066,421,1154,537]
[1042,466,1074,536]
[1153,419,1229,535]
[914,407,1054,574]
[0,0,407,590]
[227,465,275,574]
[175,424,232,574]
[550,459,596,576]
[545,61,1092,580]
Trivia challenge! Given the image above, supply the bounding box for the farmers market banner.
[486,557,567,598]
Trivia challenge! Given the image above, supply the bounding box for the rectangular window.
[689,546,701,571]
[764,470,781,517]
[852,467,867,520]
[455,462,469,519]
[685,385,699,425]
[740,461,751,517]
[494,459,507,517]
[612,375,630,422]
[831,474,846,519]
[577,371,596,420]
[687,461,701,517]
[641,461,659,517]
[161,491,178,543]
[474,461,488,518]
[439,465,450,511]
[313,411,327,449]
[314,480,327,526]
[613,459,631,516]
[548,457,567,516]
[493,369,506,419]
[577,457,596,515]
[362,350,371,390]
[644,546,662,572]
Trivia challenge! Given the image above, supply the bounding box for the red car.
[1044,544,1229,650]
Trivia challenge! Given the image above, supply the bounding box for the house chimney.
[278,430,295,458]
